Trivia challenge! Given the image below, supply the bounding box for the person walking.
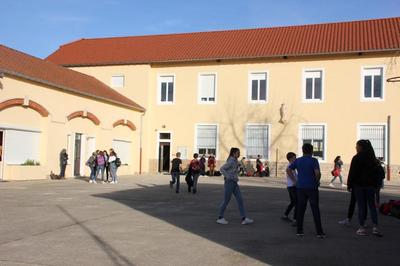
[282,152,297,225]
[59,149,68,178]
[108,151,118,184]
[288,143,325,238]
[347,139,383,237]
[170,152,182,193]
[329,156,346,188]
[216,147,253,225]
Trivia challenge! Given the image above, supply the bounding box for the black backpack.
[115,157,121,167]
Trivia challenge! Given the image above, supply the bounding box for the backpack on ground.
[115,157,121,167]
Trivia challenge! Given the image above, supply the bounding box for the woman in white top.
[108,151,118,184]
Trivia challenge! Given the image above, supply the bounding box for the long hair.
[334,156,341,163]
[227,147,240,160]
[357,139,376,163]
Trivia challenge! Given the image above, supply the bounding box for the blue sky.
[1,0,398,58]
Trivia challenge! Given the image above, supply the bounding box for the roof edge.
[58,48,400,67]
[0,68,145,113]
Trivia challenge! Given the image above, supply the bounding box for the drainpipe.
[139,112,145,174]
[387,115,391,181]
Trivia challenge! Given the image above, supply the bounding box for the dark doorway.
[74,133,82,176]
[158,142,170,173]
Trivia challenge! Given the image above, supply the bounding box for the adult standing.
[96,151,106,183]
[103,150,110,182]
[59,149,68,178]
[347,140,383,236]
[288,143,325,238]
[216,147,253,225]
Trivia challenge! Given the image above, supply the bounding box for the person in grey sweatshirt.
[216,147,254,225]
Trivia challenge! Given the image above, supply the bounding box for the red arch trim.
[0,98,49,117]
[67,110,100,125]
[112,119,136,131]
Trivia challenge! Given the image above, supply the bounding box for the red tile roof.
[46,17,400,66]
[0,45,145,112]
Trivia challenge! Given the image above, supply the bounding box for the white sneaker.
[341,183,347,188]
[93,180,97,184]
[216,218,229,225]
[338,218,350,225]
[110,181,115,184]
[329,183,335,188]
[242,217,254,225]
[89,180,93,184]
[102,181,106,184]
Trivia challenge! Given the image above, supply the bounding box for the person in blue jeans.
[347,139,383,237]
[289,143,325,238]
[216,147,253,225]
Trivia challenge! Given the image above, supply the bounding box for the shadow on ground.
[94,182,400,266]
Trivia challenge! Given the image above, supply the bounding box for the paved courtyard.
[0,175,399,266]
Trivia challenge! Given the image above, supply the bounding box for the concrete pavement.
[0,175,399,266]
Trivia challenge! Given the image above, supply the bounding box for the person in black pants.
[282,152,297,224]
[170,152,182,193]
[288,143,325,238]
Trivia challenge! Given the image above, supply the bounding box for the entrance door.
[0,131,3,180]
[158,142,170,173]
[74,133,82,176]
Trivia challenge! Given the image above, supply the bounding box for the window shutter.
[199,74,215,101]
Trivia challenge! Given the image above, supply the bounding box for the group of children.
[86,149,120,184]
[282,140,384,237]
[169,141,385,238]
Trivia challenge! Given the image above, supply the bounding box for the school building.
[1,17,400,180]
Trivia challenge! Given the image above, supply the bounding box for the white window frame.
[111,75,125,88]
[157,74,176,104]
[155,131,173,159]
[112,138,132,165]
[198,72,217,104]
[361,66,385,102]
[245,123,271,160]
[0,126,41,165]
[357,123,387,161]
[298,123,327,162]
[248,71,269,103]
[302,68,324,103]
[194,123,219,159]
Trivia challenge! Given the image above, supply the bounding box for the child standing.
[170,152,182,193]
[282,152,297,224]
[190,153,201,194]
[329,156,346,188]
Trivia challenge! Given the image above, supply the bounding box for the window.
[111,75,124,88]
[199,74,216,103]
[362,67,383,100]
[4,129,40,164]
[359,125,386,160]
[303,70,323,101]
[249,73,267,102]
[246,125,269,159]
[196,125,217,156]
[112,139,131,165]
[300,125,326,160]
[177,146,188,160]
[158,76,174,103]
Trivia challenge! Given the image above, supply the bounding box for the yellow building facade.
[69,53,400,180]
